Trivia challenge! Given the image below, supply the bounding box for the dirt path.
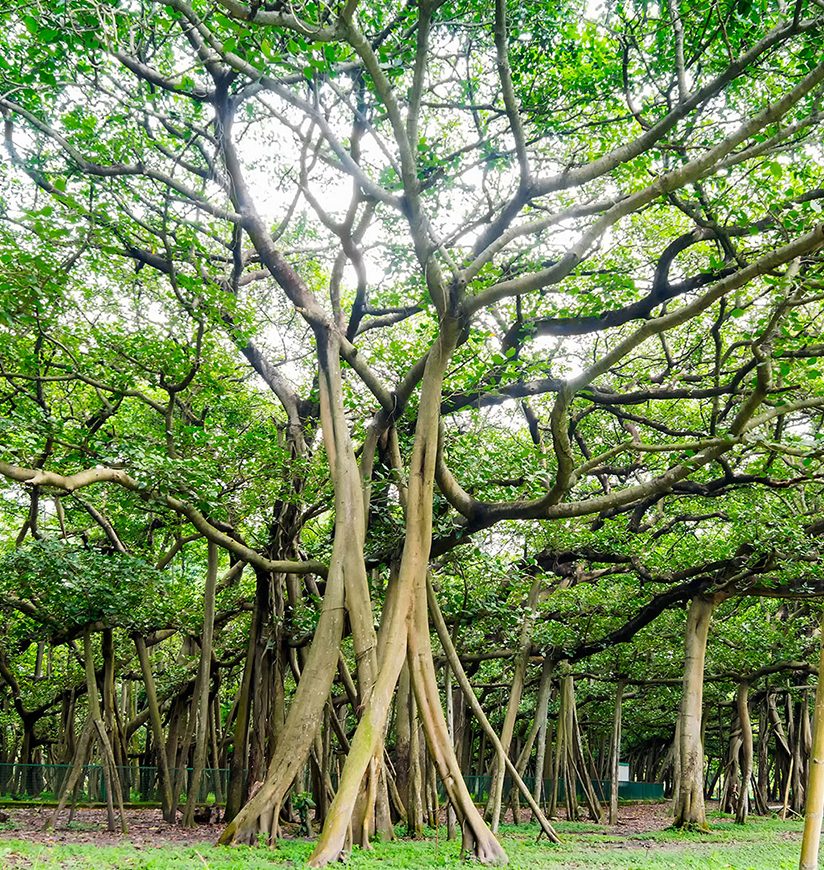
[0,806,220,847]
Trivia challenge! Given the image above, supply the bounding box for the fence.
[0,763,230,804]
[0,763,663,806]
[461,774,664,803]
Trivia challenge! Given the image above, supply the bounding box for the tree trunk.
[183,540,219,826]
[407,688,425,838]
[395,662,413,823]
[721,705,742,814]
[428,574,559,845]
[445,664,457,840]
[47,718,94,829]
[406,569,509,863]
[673,595,716,830]
[218,331,356,845]
[793,697,806,815]
[225,607,258,820]
[736,681,753,825]
[530,657,554,819]
[307,322,460,866]
[800,615,824,869]
[486,575,541,831]
[753,697,771,815]
[609,679,626,826]
[134,636,175,821]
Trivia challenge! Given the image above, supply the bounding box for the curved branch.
[0,461,325,576]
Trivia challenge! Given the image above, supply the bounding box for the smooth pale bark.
[83,631,127,833]
[47,718,94,829]
[486,575,541,831]
[395,662,414,824]
[673,595,716,830]
[529,657,554,819]
[184,541,219,826]
[755,699,771,813]
[567,673,603,822]
[510,659,549,820]
[721,706,743,814]
[210,698,224,805]
[770,690,794,811]
[408,569,509,863]
[134,636,174,821]
[428,574,560,845]
[218,333,356,845]
[671,715,682,811]
[342,501,383,847]
[308,322,459,866]
[101,630,127,772]
[248,570,281,790]
[609,680,626,826]
[407,685,425,838]
[736,681,753,825]
[800,616,824,870]
[445,664,457,840]
[793,697,807,815]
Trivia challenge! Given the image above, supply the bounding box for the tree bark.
[308,322,459,866]
[673,595,716,830]
[134,635,174,821]
[800,615,824,869]
[486,575,541,831]
[184,540,219,826]
[218,331,356,846]
[530,657,554,819]
[609,679,626,826]
[408,569,509,863]
[428,574,560,845]
[735,681,753,825]
[445,663,457,840]
[225,608,258,821]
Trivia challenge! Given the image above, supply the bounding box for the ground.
[0,802,810,868]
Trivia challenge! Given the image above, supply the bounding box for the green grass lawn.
[0,815,809,869]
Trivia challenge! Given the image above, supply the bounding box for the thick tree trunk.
[800,616,824,869]
[308,323,459,866]
[342,473,383,848]
[735,681,753,824]
[218,332,356,846]
[673,595,716,830]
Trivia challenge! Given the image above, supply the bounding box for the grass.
[0,815,809,868]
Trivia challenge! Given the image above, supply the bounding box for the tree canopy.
[1,0,824,864]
